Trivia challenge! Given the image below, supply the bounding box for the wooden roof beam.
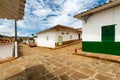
[0,7,17,19]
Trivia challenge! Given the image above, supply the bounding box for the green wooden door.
[58,36,62,45]
[102,25,115,42]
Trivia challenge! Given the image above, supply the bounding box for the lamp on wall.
[83,14,93,24]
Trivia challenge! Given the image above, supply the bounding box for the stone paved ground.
[0,42,120,80]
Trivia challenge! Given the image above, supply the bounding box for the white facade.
[55,30,78,42]
[36,31,56,48]
[36,29,79,48]
[82,5,120,42]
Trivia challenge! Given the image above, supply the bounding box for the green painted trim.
[82,41,120,56]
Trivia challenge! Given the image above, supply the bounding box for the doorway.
[58,36,63,46]
[102,25,115,42]
[78,34,81,40]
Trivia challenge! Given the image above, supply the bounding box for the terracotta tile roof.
[74,0,120,19]
[37,25,79,34]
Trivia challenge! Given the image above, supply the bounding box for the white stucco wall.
[114,5,120,41]
[36,31,56,48]
[55,30,78,43]
[82,5,120,42]
[34,37,37,43]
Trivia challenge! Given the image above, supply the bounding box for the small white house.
[75,0,120,55]
[36,25,81,48]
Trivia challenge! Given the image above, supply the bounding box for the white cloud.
[17,31,30,37]
[0,25,14,36]
[47,14,82,28]
[61,0,82,15]
[32,9,52,17]
[0,0,109,36]
[0,24,30,37]
[17,20,26,28]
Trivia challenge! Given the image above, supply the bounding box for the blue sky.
[0,0,109,37]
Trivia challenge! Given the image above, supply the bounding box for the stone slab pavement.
[0,43,14,60]
[0,43,120,80]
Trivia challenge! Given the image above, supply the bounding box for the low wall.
[82,41,120,56]
[55,39,80,46]
[0,43,14,61]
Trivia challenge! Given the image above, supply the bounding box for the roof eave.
[0,0,26,20]
[36,25,77,34]
[74,0,120,20]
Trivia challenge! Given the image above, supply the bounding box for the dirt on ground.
[0,43,13,46]
[18,41,82,57]
[1,41,120,80]
[0,43,6,46]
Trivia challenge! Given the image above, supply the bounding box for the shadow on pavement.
[6,65,58,80]
[18,45,24,57]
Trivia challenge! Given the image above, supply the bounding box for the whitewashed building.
[36,25,81,48]
[75,0,120,55]
[0,0,26,61]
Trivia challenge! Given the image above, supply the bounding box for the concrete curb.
[52,41,81,50]
[0,57,16,64]
[73,50,120,63]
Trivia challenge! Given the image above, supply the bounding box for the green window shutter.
[102,25,115,42]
